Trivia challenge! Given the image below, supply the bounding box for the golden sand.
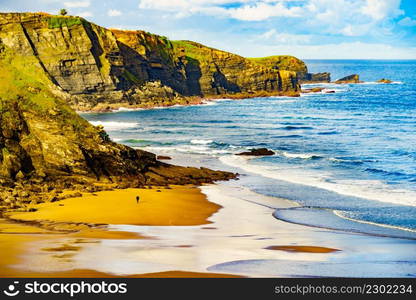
[9,186,220,226]
[1,186,227,277]
[2,268,243,278]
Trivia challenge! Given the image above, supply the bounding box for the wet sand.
[0,186,233,277]
[1,184,415,278]
[8,186,219,226]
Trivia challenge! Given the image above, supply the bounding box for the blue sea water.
[83,60,416,237]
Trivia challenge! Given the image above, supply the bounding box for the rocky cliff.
[0,13,301,111]
[0,35,235,211]
[249,55,330,83]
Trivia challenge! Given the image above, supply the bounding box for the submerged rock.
[236,148,275,156]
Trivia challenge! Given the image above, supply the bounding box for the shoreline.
[1,183,415,277]
[0,185,234,277]
[75,80,401,114]
[75,90,301,113]
[7,186,221,226]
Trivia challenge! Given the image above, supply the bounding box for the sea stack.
[335,74,361,84]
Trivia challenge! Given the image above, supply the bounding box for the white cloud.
[361,0,402,21]
[77,11,93,17]
[237,41,416,59]
[398,16,416,27]
[138,0,404,35]
[64,1,90,8]
[259,29,311,44]
[226,2,302,21]
[139,0,303,20]
[108,9,122,17]
[303,0,404,36]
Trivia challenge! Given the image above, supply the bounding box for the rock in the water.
[301,87,325,93]
[377,78,392,83]
[335,74,361,84]
[157,155,172,160]
[236,148,275,156]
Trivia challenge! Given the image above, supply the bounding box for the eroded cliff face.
[0,13,301,111]
[0,37,235,211]
[249,55,331,83]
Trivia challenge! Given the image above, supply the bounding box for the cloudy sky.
[1,0,416,59]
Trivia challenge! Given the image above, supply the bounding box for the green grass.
[171,40,211,65]
[47,16,83,29]
[0,44,82,127]
[248,55,306,73]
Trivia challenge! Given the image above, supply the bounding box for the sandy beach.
[0,186,235,277]
[2,182,415,278]
[8,186,220,226]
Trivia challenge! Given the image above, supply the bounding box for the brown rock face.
[0,13,301,111]
[300,72,331,83]
[0,30,236,211]
[249,55,330,83]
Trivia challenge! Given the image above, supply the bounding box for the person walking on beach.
[136,196,140,204]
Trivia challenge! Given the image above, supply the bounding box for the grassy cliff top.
[248,55,308,73]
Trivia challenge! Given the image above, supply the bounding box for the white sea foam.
[191,139,213,145]
[113,107,143,112]
[360,81,403,85]
[271,99,298,103]
[143,145,231,155]
[279,151,320,159]
[89,121,139,130]
[204,98,233,102]
[333,210,416,233]
[220,155,416,207]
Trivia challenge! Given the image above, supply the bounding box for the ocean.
[83,59,416,239]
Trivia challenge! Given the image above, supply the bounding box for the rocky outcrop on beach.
[335,74,361,84]
[249,55,331,83]
[0,12,301,111]
[237,148,275,156]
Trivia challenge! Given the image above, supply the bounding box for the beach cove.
[1,183,415,278]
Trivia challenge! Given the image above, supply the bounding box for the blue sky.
[1,0,416,59]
